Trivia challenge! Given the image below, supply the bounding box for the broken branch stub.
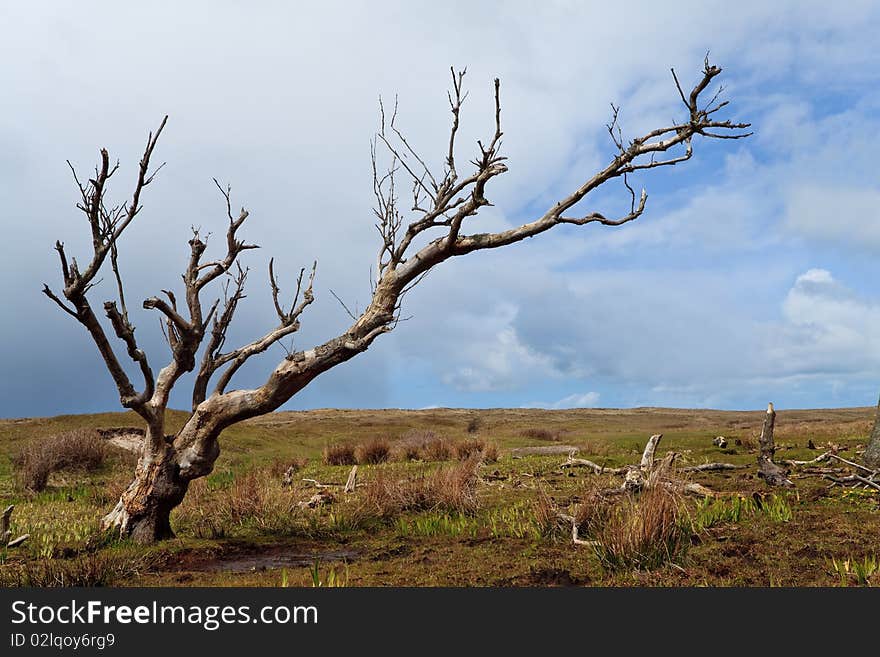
[756,403,794,487]
[1,505,30,548]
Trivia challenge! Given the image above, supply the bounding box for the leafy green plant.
[395,512,478,538]
[309,559,348,587]
[828,555,878,586]
[691,494,792,531]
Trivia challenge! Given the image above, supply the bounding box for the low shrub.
[359,457,481,517]
[174,467,304,538]
[355,437,391,465]
[520,428,562,442]
[13,430,109,492]
[422,436,453,461]
[576,485,689,572]
[453,437,499,463]
[322,443,357,466]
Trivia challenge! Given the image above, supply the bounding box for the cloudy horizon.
[2,1,880,418]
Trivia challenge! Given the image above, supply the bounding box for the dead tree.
[864,397,880,469]
[756,403,794,487]
[44,59,750,543]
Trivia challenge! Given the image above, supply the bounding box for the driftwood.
[559,434,717,499]
[1,505,29,548]
[824,474,880,492]
[0,505,12,543]
[556,513,600,547]
[560,452,628,475]
[298,490,336,509]
[302,465,360,493]
[757,403,794,487]
[512,445,580,458]
[680,462,747,473]
[783,452,831,467]
[786,439,880,492]
[344,465,358,493]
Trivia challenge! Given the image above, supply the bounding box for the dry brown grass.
[359,458,481,517]
[520,427,562,442]
[453,437,499,463]
[576,484,688,572]
[0,549,158,587]
[267,457,309,478]
[481,442,499,463]
[322,443,357,466]
[735,435,757,451]
[13,429,109,492]
[422,436,454,461]
[175,467,303,538]
[532,486,563,537]
[392,443,422,461]
[394,429,437,461]
[355,437,391,465]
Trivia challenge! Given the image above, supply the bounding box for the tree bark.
[863,394,880,469]
[102,417,221,543]
[756,403,794,487]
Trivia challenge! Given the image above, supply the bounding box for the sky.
[2,1,880,417]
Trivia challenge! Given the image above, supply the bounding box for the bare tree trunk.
[101,452,187,543]
[101,417,221,543]
[756,403,793,487]
[863,394,880,469]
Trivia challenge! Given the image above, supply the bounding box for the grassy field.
[1,406,878,587]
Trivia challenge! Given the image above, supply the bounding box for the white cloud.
[438,304,560,392]
[784,185,880,251]
[767,268,880,376]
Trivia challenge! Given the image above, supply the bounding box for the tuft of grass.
[355,437,391,465]
[392,443,422,462]
[422,436,453,461]
[760,494,793,523]
[692,495,758,531]
[322,443,357,466]
[520,428,561,442]
[579,486,689,572]
[531,487,564,539]
[359,458,481,517]
[174,466,304,538]
[453,437,499,463]
[828,555,878,587]
[309,559,348,587]
[0,549,156,587]
[13,430,109,492]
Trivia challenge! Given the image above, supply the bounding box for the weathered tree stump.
[756,403,793,487]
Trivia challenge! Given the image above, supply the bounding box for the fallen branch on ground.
[558,434,718,500]
[680,462,748,473]
[1,505,30,548]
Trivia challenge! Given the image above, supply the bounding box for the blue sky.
[2,1,880,417]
